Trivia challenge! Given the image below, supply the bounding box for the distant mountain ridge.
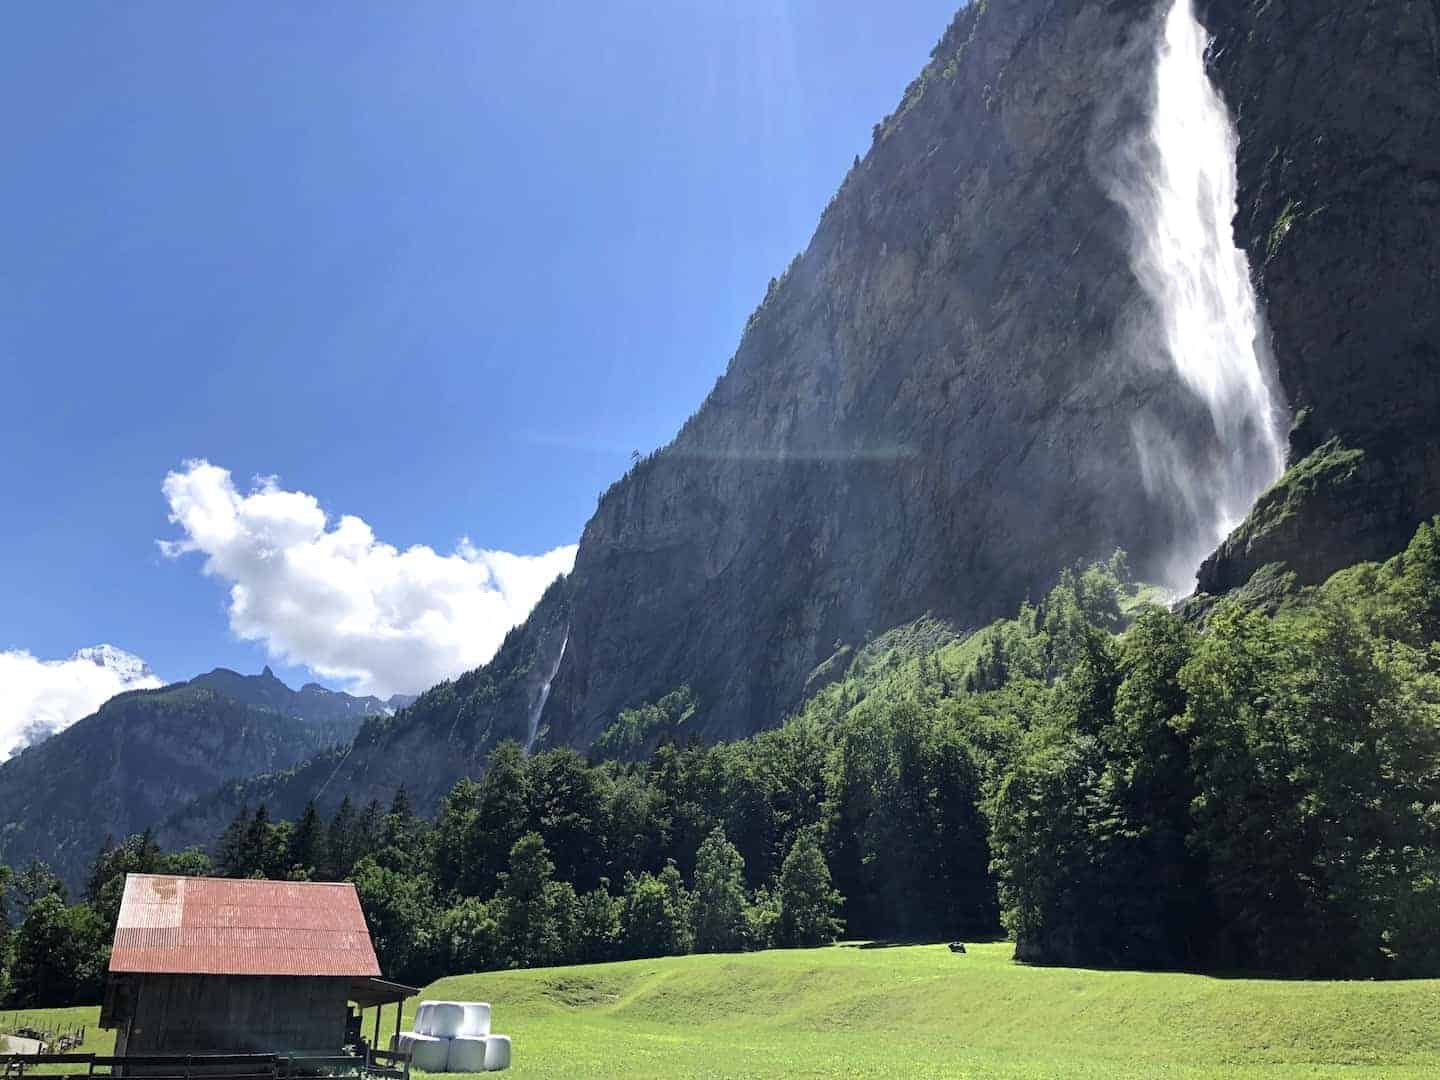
[187,666,412,725]
[0,666,391,888]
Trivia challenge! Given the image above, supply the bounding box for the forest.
[5,518,1440,1005]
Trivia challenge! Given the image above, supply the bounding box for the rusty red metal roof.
[109,874,381,978]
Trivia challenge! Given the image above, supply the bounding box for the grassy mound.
[16,944,1440,1077]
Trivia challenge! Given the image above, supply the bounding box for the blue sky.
[1,1,959,736]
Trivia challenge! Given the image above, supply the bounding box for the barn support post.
[394,1003,402,1050]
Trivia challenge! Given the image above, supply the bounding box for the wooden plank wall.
[118,976,350,1056]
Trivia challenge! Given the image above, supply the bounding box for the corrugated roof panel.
[109,874,381,978]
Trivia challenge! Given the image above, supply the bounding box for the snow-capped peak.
[70,644,158,685]
[1,644,165,760]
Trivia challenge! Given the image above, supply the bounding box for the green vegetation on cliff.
[8,522,1440,1004]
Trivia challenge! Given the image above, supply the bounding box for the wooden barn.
[100,874,415,1058]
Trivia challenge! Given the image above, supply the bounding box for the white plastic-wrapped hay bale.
[423,1002,467,1039]
[414,1002,435,1036]
[483,1035,511,1072]
[458,1003,491,1037]
[444,1035,488,1073]
[407,1033,450,1072]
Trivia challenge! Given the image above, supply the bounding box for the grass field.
[13,943,1440,1077]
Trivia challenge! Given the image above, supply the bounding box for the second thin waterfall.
[524,630,568,754]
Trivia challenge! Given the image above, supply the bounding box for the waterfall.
[524,629,568,754]
[1110,0,1286,591]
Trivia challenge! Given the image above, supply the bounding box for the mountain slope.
[548,0,1438,745]
[0,670,383,887]
[92,0,1440,853]
[155,578,573,847]
[156,0,1170,830]
[548,0,1190,747]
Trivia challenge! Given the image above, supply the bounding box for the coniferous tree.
[496,833,568,969]
[377,786,422,873]
[84,835,118,903]
[217,804,252,878]
[691,828,749,953]
[288,800,326,880]
[325,796,357,879]
[528,749,609,892]
[237,805,276,878]
[432,778,480,896]
[776,830,843,948]
[356,800,385,863]
[466,742,532,897]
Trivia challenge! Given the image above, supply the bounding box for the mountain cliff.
[546,0,1438,744]
[1194,0,1440,596]
[95,0,1440,847]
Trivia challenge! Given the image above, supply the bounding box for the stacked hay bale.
[395,1001,511,1072]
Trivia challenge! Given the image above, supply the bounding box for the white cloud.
[0,645,163,759]
[159,460,577,697]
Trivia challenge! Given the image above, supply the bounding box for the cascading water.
[1110,0,1286,591]
[524,630,567,754]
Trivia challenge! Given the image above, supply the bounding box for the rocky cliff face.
[550,0,1440,744]
[548,0,1217,746]
[1196,0,1440,593]
[158,0,1176,828]
[126,0,1440,849]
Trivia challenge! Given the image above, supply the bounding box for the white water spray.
[1111,0,1286,590]
[524,630,568,754]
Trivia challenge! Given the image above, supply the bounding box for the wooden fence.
[0,1051,410,1080]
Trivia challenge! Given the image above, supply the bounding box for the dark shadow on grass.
[1009,955,1429,983]
[841,935,1009,950]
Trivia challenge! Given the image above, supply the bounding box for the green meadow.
[15,943,1440,1077]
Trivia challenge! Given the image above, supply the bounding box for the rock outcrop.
[1196,0,1440,593]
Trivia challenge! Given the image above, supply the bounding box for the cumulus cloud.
[159,460,577,697]
[0,645,163,759]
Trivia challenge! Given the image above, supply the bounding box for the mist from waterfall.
[1110,0,1286,592]
[524,630,568,754]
